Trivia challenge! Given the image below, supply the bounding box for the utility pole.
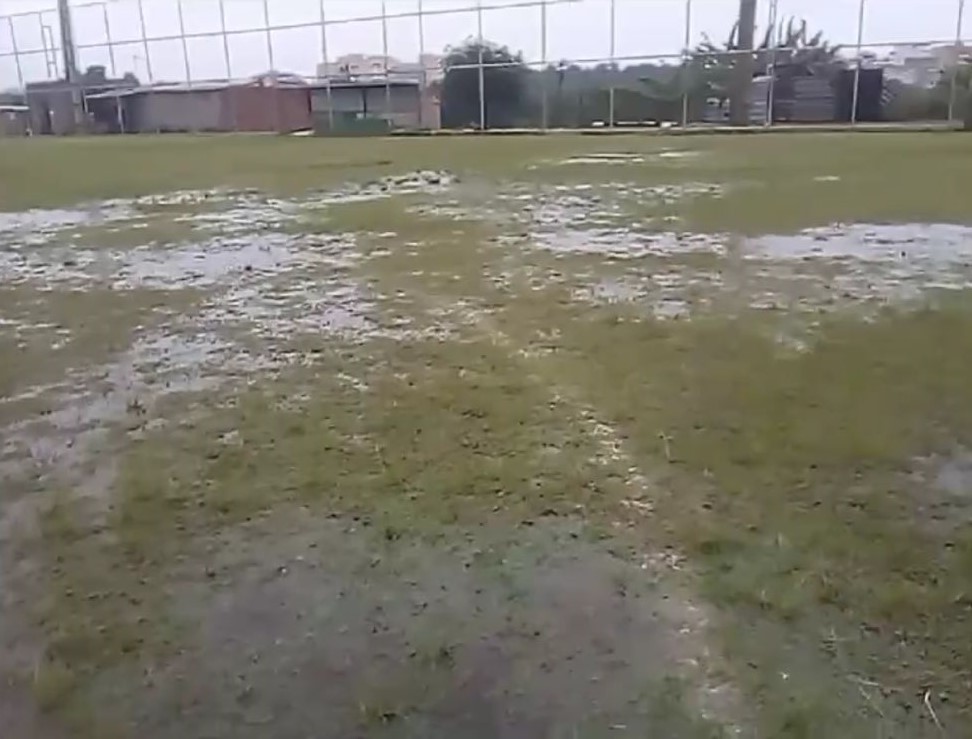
[729,0,756,126]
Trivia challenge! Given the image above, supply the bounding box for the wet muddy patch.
[910,448,972,537]
[79,515,727,739]
[0,204,135,248]
[544,150,701,167]
[514,222,972,323]
[0,328,265,494]
[746,223,972,305]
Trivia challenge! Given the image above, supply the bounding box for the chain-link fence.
[0,0,968,135]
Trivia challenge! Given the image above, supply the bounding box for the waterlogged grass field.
[2,132,972,738]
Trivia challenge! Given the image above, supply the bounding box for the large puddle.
[3,169,972,736]
[0,180,472,502]
[532,222,972,319]
[4,174,972,510]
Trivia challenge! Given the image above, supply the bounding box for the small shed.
[310,79,440,134]
[25,81,79,135]
[86,74,314,133]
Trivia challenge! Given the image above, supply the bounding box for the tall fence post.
[608,0,616,128]
[261,0,279,133]
[176,0,189,85]
[681,0,692,127]
[540,0,548,130]
[101,4,124,133]
[218,0,234,132]
[381,0,392,129]
[7,18,24,93]
[765,0,779,126]
[136,0,152,81]
[319,0,334,133]
[40,17,56,78]
[176,0,194,132]
[418,0,426,129]
[102,4,116,77]
[948,0,967,124]
[851,0,866,125]
[477,0,485,131]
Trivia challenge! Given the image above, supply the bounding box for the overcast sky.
[0,0,968,88]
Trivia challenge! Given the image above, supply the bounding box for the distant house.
[86,72,314,133]
[310,79,440,134]
[317,54,443,84]
[25,65,139,135]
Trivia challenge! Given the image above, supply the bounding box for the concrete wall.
[26,87,77,135]
[128,90,223,132]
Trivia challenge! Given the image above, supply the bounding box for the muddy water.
[0,204,134,247]
[4,172,972,736]
[136,516,723,739]
[545,150,700,167]
[5,179,972,491]
[541,222,972,320]
[0,178,485,506]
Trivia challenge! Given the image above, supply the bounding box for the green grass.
[1,132,969,228]
[4,132,972,737]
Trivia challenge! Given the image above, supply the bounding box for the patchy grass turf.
[2,132,972,738]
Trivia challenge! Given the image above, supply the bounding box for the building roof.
[85,71,312,100]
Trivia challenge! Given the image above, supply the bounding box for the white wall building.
[317,54,443,84]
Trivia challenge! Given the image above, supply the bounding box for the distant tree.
[642,17,843,123]
[939,63,972,129]
[884,64,972,125]
[441,39,528,128]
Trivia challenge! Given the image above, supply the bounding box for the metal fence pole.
[262,0,279,133]
[101,4,116,77]
[319,0,334,132]
[175,0,195,132]
[948,0,967,123]
[540,0,548,130]
[7,18,24,92]
[851,0,866,125]
[136,0,152,81]
[101,4,124,133]
[418,0,426,128]
[176,0,190,86]
[45,23,60,77]
[608,0,616,127]
[381,0,392,127]
[39,16,56,78]
[218,0,235,131]
[766,0,779,126]
[681,0,692,126]
[477,0,485,130]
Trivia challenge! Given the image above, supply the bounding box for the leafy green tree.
[643,17,843,123]
[440,39,528,128]
[884,64,971,124]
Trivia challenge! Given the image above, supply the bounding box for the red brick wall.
[221,86,312,132]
